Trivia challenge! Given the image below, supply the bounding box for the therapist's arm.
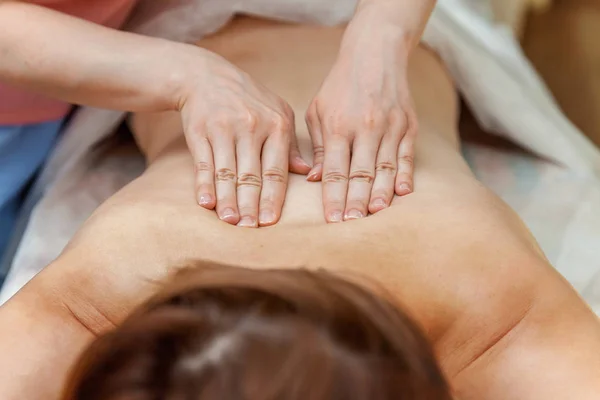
[304,0,437,221]
[351,0,436,51]
[0,1,310,225]
[0,1,200,112]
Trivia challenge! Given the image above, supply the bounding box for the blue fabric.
[0,120,62,272]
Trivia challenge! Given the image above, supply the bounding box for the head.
[63,265,452,400]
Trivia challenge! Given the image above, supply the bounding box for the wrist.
[340,7,413,61]
[338,19,411,69]
[162,42,207,112]
[346,0,432,55]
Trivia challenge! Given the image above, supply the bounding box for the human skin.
[0,0,309,226]
[1,18,600,400]
[0,0,435,226]
[307,0,437,222]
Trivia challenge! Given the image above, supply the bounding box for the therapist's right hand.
[178,49,311,228]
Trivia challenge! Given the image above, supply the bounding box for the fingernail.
[372,198,387,209]
[344,209,364,220]
[398,183,412,194]
[238,216,257,228]
[328,210,343,223]
[220,208,236,221]
[259,210,276,225]
[198,194,213,206]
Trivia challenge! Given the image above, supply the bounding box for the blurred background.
[461,0,600,150]
[523,0,600,147]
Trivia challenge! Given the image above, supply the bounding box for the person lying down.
[65,265,454,400]
[1,17,600,400]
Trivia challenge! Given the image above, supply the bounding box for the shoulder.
[43,195,182,333]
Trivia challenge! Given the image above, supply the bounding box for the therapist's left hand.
[305,24,418,223]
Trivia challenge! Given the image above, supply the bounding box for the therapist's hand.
[305,22,418,223]
[179,50,310,227]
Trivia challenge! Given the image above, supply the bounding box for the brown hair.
[63,265,452,400]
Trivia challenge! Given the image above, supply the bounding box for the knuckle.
[408,116,419,135]
[244,111,259,132]
[321,112,347,137]
[312,98,323,114]
[388,108,407,128]
[281,102,294,118]
[215,168,237,182]
[210,112,233,129]
[187,120,207,136]
[323,171,349,184]
[305,110,315,126]
[375,161,397,175]
[262,167,286,183]
[398,154,415,168]
[329,115,349,136]
[362,109,385,130]
[237,172,262,188]
[308,97,325,118]
[195,161,214,174]
[271,113,292,134]
[313,145,325,160]
[349,169,375,184]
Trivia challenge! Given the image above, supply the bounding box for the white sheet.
[2,0,600,311]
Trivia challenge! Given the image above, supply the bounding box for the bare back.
[123,17,541,329]
[38,17,600,400]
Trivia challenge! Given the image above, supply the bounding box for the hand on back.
[179,45,417,227]
[179,50,310,227]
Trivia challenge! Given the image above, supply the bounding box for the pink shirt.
[0,0,138,125]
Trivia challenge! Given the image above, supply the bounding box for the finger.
[344,134,379,220]
[259,131,289,226]
[322,136,351,223]
[305,106,324,181]
[236,137,262,228]
[212,134,240,225]
[396,116,417,196]
[289,129,311,175]
[187,133,216,209]
[369,131,401,214]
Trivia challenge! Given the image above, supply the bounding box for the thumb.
[305,106,324,182]
[289,132,311,175]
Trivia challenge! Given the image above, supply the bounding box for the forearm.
[0,2,202,112]
[341,0,436,56]
[0,270,93,400]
